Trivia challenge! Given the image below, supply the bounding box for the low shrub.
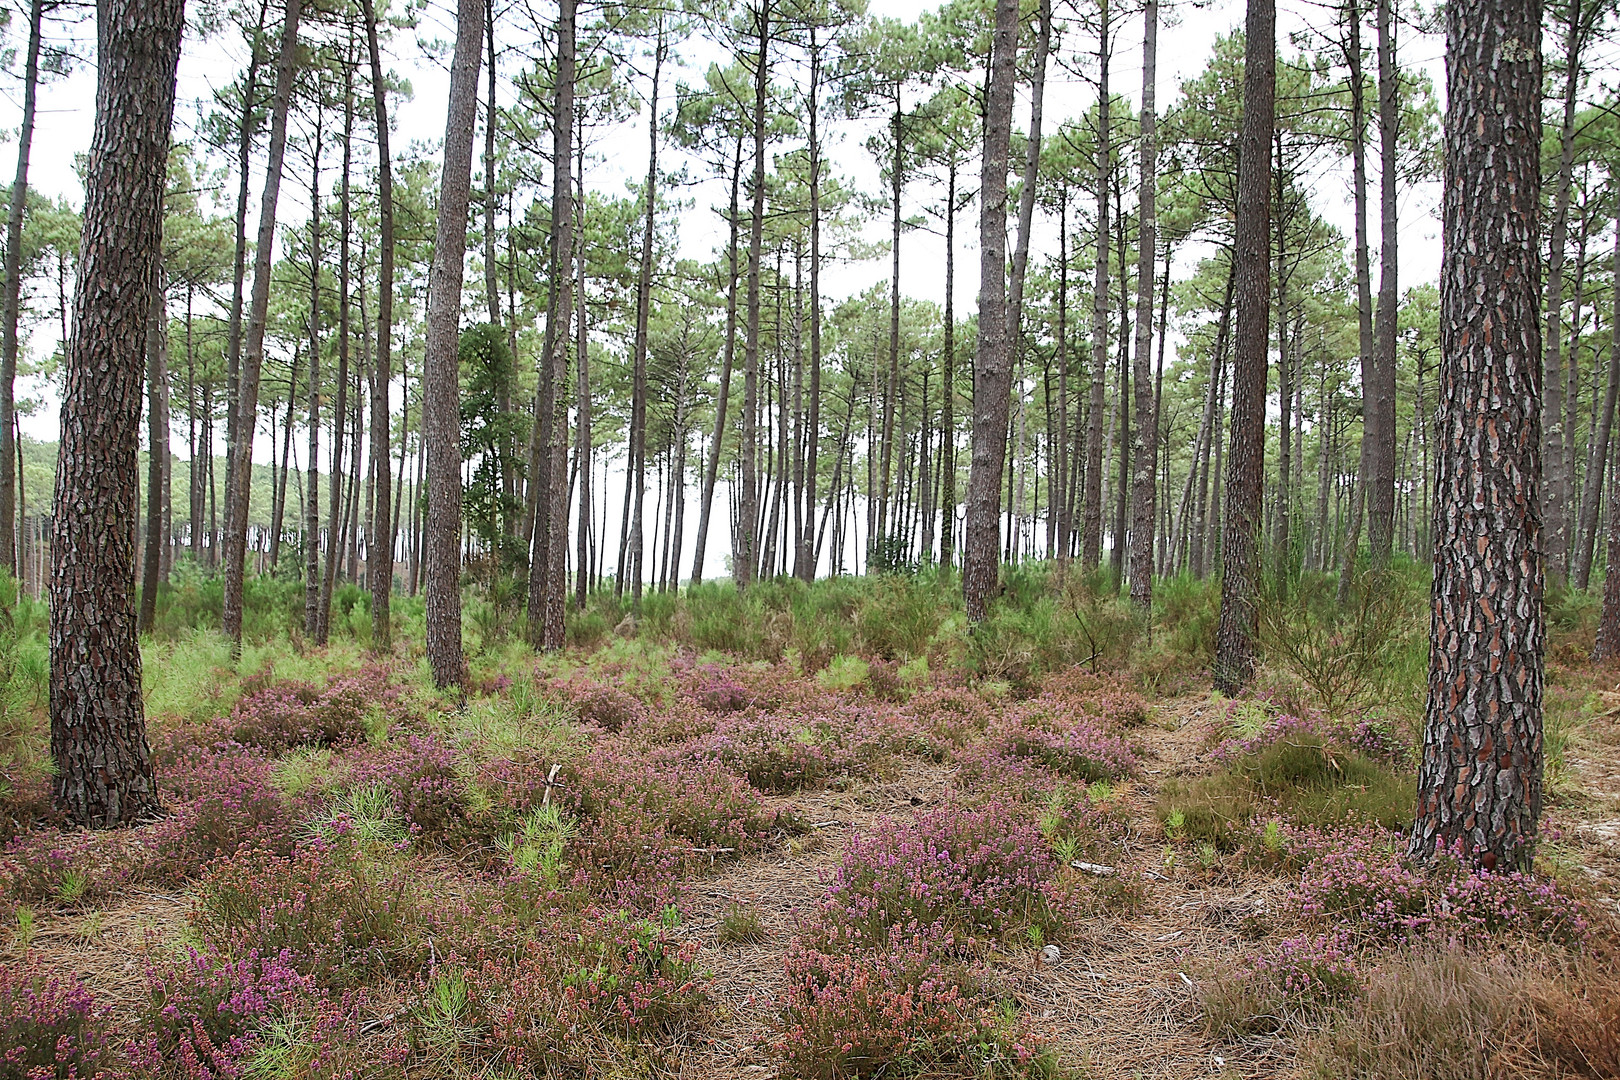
[775,927,1054,1080]
[221,667,395,752]
[1202,932,1361,1038]
[191,837,431,986]
[1156,733,1411,849]
[818,804,1063,947]
[0,958,106,1078]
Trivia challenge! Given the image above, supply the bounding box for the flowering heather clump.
[144,745,302,878]
[191,837,430,986]
[448,907,707,1072]
[556,749,787,908]
[960,703,1139,788]
[126,947,310,1077]
[1,828,130,908]
[0,958,106,1078]
[1204,932,1360,1038]
[775,927,1051,1080]
[684,664,755,713]
[1296,831,1593,946]
[1037,672,1152,729]
[889,687,995,757]
[672,706,882,793]
[341,734,468,839]
[548,677,646,733]
[221,668,395,752]
[1208,707,1408,766]
[820,804,1061,944]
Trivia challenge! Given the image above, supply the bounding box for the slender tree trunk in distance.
[938,161,957,570]
[1128,0,1159,611]
[1082,0,1111,571]
[1541,0,1584,584]
[423,0,485,687]
[1338,0,1375,602]
[737,2,771,590]
[50,0,184,827]
[628,25,664,608]
[691,138,744,586]
[1591,232,1620,657]
[0,0,45,574]
[1574,223,1613,592]
[1412,0,1543,872]
[363,0,394,650]
[526,0,571,649]
[139,269,170,634]
[962,0,1019,622]
[223,0,304,648]
[1366,0,1399,564]
[1212,0,1274,696]
[221,0,270,590]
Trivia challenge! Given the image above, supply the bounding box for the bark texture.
[1128,0,1158,610]
[423,0,485,687]
[1411,0,1544,872]
[1212,0,1273,695]
[51,0,185,827]
[961,0,1019,621]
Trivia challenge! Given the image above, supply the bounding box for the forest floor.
[5,644,1619,1079]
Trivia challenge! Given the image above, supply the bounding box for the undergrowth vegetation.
[0,562,1613,1077]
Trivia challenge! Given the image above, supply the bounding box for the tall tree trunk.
[320,73,354,646]
[221,0,271,590]
[1412,0,1543,872]
[1338,0,1375,601]
[1578,225,1618,593]
[939,161,957,570]
[223,0,304,647]
[1542,0,1585,585]
[736,1,771,590]
[423,0,485,687]
[525,0,570,649]
[1081,0,1111,570]
[962,0,1019,621]
[139,267,169,633]
[628,24,664,607]
[1595,229,1620,658]
[574,173,592,609]
[364,0,394,650]
[1054,188,1071,564]
[50,0,183,827]
[1128,0,1158,610]
[1366,0,1399,565]
[304,169,322,639]
[795,27,823,582]
[271,346,298,570]
[1212,0,1273,695]
[691,137,744,586]
[877,96,903,544]
[0,0,45,573]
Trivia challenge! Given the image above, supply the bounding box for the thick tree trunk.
[1412,0,1544,871]
[423,0,485,686]
[962,0,1019,621]
[50,0,184,827]
[364,0,394,649]
[223,0,304,647]
[0,0,44,574]
[1128,0,1158,611]
[1212,0,1273,695]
